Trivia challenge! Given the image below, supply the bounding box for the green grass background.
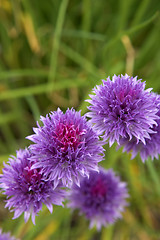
[0,0,160,239]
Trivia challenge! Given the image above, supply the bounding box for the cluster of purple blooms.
[0,74,159,230]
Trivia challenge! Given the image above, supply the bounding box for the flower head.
[0,148,66,224]
[68,167,129,230]
[0,229,18,240]
[27,108,104,187]
[87,74,159,146]
[119,94,160,162]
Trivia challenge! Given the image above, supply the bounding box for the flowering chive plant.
[0,74,159,227]
[0,229,18,240]
[0,148,66,224]
[87,74,159,146]
[27,108,104,188]
[68,167,129,230]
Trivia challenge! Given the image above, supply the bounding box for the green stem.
[146,158,160,197]
[48,0,69,86]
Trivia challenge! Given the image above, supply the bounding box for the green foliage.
[0,0,160,239]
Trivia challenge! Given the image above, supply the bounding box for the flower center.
[117,86,137,102]
[23,166,41,193]
[112,88,138,121]
[91,177,107,197]
[55,123,86,151]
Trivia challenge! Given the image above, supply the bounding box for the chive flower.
[87,74,159,146]
[119,94,160,162]
[68,168,129,230]
[27,108,104,187]
[0,229,18,240]
[0,148,66,224]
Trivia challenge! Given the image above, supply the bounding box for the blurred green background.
[0,0,160,239]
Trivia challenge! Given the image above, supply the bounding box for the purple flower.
[0,229,18,240]
[0,148,66,224]
[27,108,104,187]
[119,94,160,162]
[87,74,159,146]
[68,167,129,230]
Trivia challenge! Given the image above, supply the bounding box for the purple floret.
[119,94,160,162]
[0,148,66,224]
[87,74,159,146]
[68,167,129,230]
[0,229,18,240]
[27,108,104,187]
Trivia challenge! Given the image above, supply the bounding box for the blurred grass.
[0,0,160,239]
